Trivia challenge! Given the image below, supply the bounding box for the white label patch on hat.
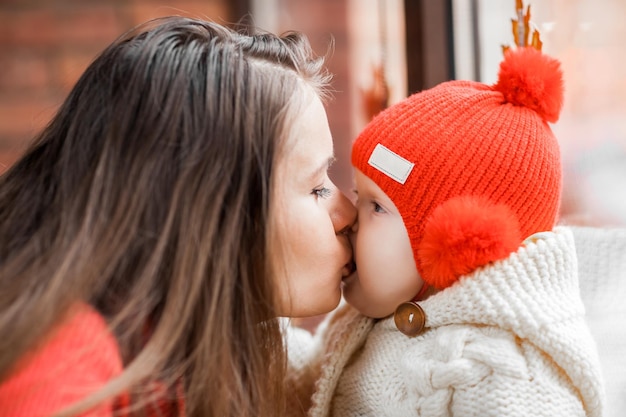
[368,144,414,184]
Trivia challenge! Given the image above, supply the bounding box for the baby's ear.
[417,196,522,289]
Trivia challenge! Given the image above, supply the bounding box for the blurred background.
[0,0,625,226]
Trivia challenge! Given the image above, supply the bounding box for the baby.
[295,36,605,417]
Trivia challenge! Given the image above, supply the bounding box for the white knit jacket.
[570,225,626,417]
[289,227,605,417]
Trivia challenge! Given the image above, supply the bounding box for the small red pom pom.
[494,47,564,123]
[417,196,522,289]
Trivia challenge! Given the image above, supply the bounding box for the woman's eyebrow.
[307,156,336,181]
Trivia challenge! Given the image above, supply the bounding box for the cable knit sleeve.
[0,303,123,417]
[285,305,372,417]
[401,325,586,417]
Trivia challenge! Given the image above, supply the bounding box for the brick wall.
[0,0,232,172]
[273,0,353,194]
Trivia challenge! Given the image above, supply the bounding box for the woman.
[0,16,355,416]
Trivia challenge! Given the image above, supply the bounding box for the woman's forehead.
[279,92,333,173]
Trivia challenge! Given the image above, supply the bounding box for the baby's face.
[343,169,424,318]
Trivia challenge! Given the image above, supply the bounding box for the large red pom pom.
[417,196,522,289]
[494,47,564,123]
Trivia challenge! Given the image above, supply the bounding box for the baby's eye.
[372,202,385,213]
[313,187,332,199]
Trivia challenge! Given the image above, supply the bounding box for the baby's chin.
[353,304,395,319]
[341,279,396,319]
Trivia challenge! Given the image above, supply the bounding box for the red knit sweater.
[0,304,185,417]
[0,304,123,416]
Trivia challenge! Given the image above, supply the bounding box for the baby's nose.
[351,218,359,234]
[348,219,358,250]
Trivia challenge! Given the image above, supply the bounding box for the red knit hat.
[351,47,564,290]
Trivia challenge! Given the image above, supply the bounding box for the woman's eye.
[313,187,332,199]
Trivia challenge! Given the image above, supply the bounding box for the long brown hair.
[0,16,329,416]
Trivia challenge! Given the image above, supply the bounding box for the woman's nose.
[332,189,357,235]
